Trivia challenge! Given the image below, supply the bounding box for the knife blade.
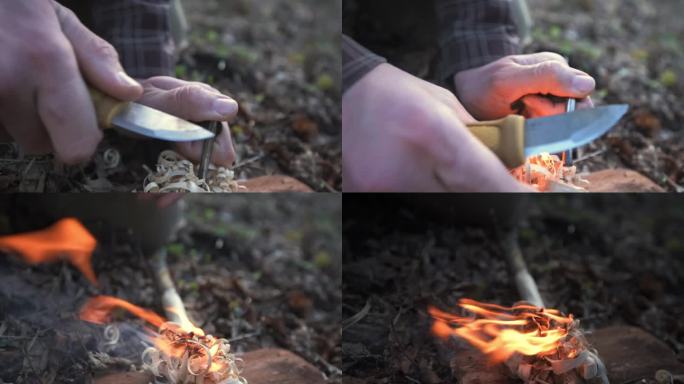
[466,104,628,168]
[90,87,215,142]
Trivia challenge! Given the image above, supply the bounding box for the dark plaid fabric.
[342,34,387,94]
[342,0,520,92]
[59,0,174,78]
[435,0,520,82]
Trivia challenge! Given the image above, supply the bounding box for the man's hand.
[0,0,143,164]
[343,64,532,192]
[138,77,238,167]
[453,52,595,120]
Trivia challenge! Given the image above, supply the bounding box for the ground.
[0,194,342,382]
[525,0,684,191]
[342,195,684,383]
[0,0,341,192]
[344,0,684,192]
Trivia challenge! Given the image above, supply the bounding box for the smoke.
[0,259,152,383]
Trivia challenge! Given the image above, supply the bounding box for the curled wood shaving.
[143,150,246,193]
[504,320,609,384]
[141,321,247,384]
[103,324,120,346]
[511,153,589,192]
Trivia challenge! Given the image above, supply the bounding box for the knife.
[466,104,628,168]
[89,87,215,142]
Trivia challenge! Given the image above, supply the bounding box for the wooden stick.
[502,228,544,307]
[153,248,191,326]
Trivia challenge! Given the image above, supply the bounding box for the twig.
[501,228,544,307]
[342,299,371,330]
[153,248,192,325]
[227,331,260,343]
[233,154,265,170]
[573,148,607,164]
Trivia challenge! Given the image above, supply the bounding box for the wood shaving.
[143,150,246,193]
[141,322,247,384]
[505,320,609,384]
[512,153,589,192]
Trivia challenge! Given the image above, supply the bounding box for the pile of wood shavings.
[142,322,247,384]
[143,150,245,193]
[511,153,589,192]
[505,320,608,384]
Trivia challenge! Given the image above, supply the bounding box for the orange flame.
[0,218,98,285]
[80,295,166,328]
[429,299,573,363]
[80,296,232,377]
[511,153,565,191]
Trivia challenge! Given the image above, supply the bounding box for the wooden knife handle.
[466,115,526,168]
[89,86,127,129]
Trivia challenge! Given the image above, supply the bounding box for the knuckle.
[539,51,567,63]
[90,37,120,62]
[535,60,565,78]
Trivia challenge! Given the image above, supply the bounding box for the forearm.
[434,0,521,83]
[342,34,387,95]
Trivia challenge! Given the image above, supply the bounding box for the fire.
[511,153,567,191]
[0,218,98,285]
[79,295,166,329]
[428,299,574,364]
[79,296,245,383]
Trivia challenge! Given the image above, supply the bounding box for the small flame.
[511,153,566,191]
[79,296,242,382]
[0,218,98,285]
[429,299,574,363]
[80,295,166,328]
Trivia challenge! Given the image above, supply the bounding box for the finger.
[36,36,102,164]
[577,97,594,110]
[54,2,142,101]
[175,122,236,167]
[519,94,568,118]
[0,90,52,154]
[144,76,223,95]
[504,60,595,100]
[139,82,238,122]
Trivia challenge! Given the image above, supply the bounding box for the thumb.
[506,60,595,100]
[53,2,143,101]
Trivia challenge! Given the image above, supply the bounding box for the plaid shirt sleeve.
[343,34,387,94]
[85,0,175,78]
[435,0,520,83]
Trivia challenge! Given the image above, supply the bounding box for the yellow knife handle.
[88,86,127,129]
[466,115,526,168]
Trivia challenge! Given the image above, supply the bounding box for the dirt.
[0,194,342,383]
[525,0,684,192]
[0,0,341,192]
[342,195,684,383]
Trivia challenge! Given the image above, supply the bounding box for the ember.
[80,296,246,384]
[511,153,588,192]
[429,299,608,383]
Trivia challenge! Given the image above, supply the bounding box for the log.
[584,169,665,192]
[586,326,684,382]
[239,175,313,192]
[241,348,326,384]
[93,348,326,384]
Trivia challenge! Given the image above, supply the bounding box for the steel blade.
[524,104,628,156]
[111,103,215,142]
